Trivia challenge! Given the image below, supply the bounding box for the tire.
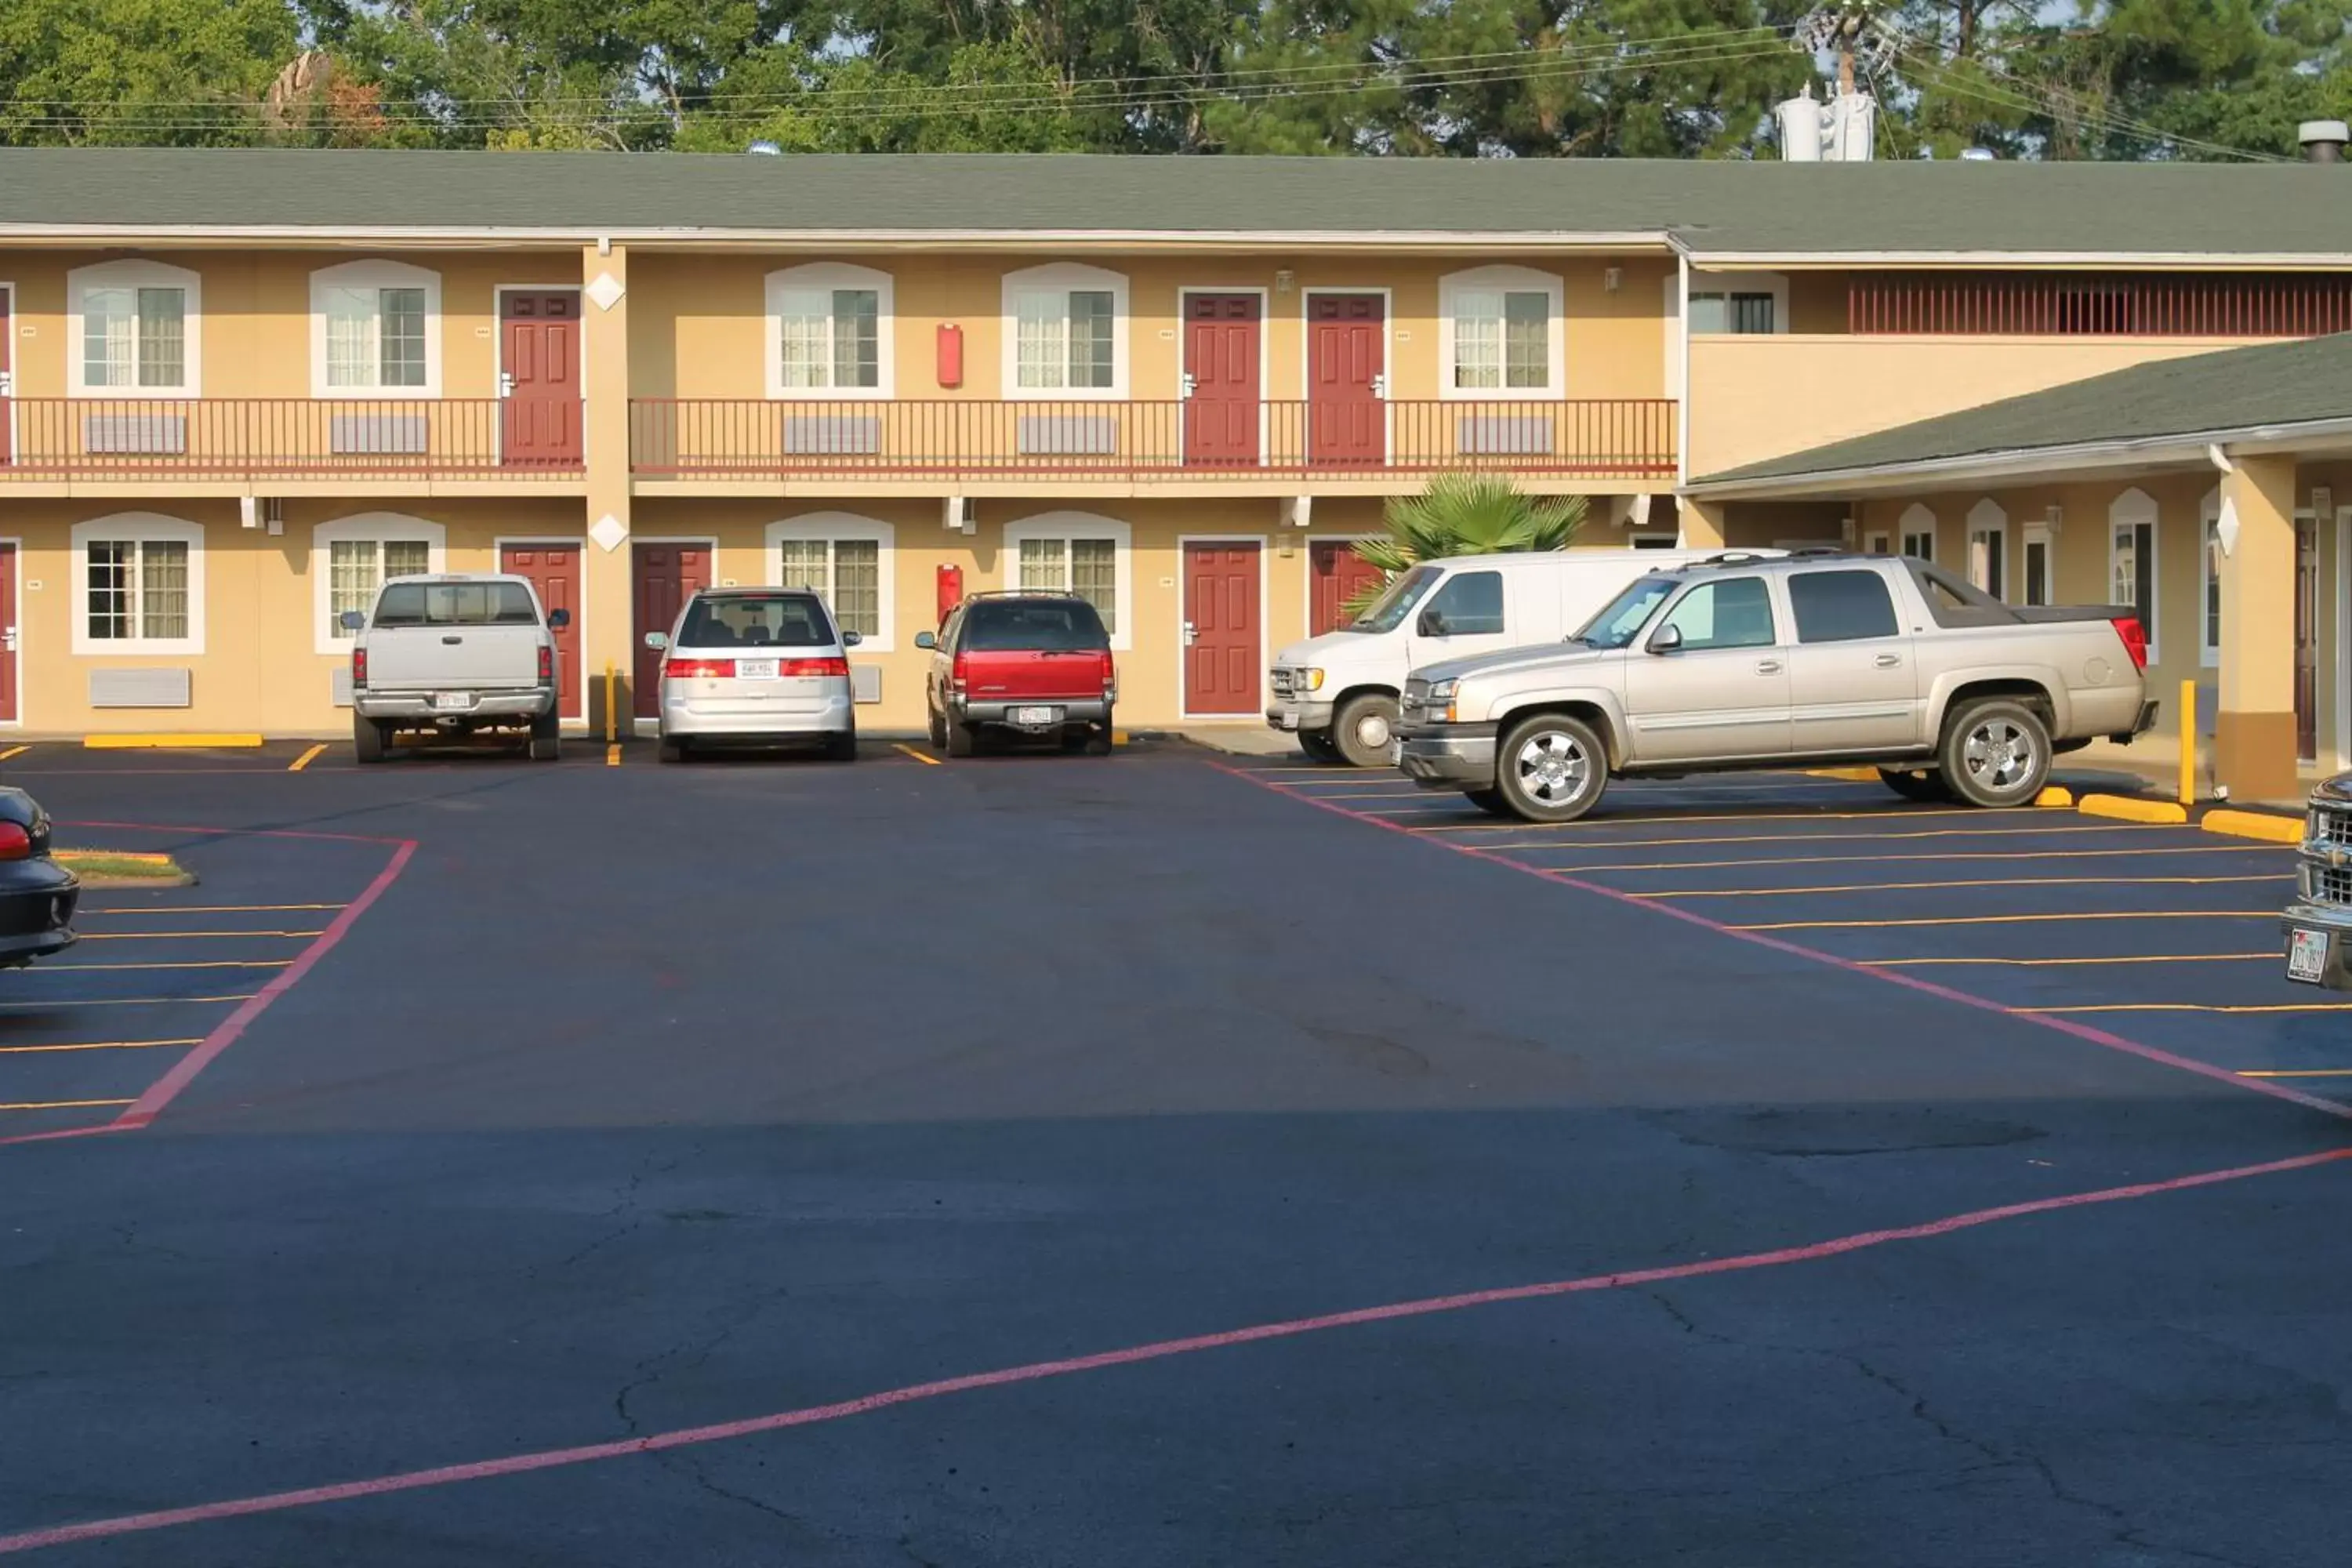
[1494,713,1610,824]
[945,721,977,758]
[1083,713,1114,757]
[658,736,686,764]
[1332,693,1401,769]
[1464,787,1512,817]
[1059,725,1089,753]
[1298,731,1344,764]
[1878,767,1954,804]
[528,706,560,762]
[353,715,388,765]
[825,728,858,763]
[927,704,948,749]
[1938,698,2052,808]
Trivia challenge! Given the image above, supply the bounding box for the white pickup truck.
[343,574,569,763]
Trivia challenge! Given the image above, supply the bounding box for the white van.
[1267,547,1782,765]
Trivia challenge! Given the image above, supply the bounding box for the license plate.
[2287,927,2332,985]
[737,659,777,681]
[432,691,470,712]
[1279,710,1300,731]
[1012,706,1062,727]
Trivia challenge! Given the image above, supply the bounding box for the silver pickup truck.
[1396,552,2156,822]
[344,573,569,763]
[2282,775,2352,989]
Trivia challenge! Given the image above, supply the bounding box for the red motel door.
[501,543,583,721]
[1183,293,1261,467]
[633,543,710,717]
[1308,294,1385,466]
[502,291,583,468]
[1183,541,1261,715]
[1309,540,1385,635]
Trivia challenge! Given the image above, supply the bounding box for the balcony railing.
[0,398,585,479]
[630,398,1676,480]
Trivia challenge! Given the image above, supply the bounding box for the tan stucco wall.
[1687,336,2264,478]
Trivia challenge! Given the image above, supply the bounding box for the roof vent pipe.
[1958,146,1996,161]
[2300,121,2348,162]
[746,140,782,156]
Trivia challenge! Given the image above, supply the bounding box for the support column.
[580,243,634,735]
[1676,495,1726,550]
[2216,453,2299,803]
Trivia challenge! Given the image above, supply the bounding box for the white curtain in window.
[138,541,190,640]
[1018,536,1067,590]
[326,286,379,388]
[1015,292,1067,390]
[832,539,880,636]
[83,288,137,388]
[1453,289,1502,390]
[379,289,427,387]
[1070,538,1116,631]
[777,289,831,389]
[135,289,184,387]
[1502,292,1548,388]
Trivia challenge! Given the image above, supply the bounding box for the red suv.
[915,593,1116,757]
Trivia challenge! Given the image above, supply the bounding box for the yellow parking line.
[893,743,941,766]
[34,960,292,971]
[2022,1003,2352,1015]
[1641,873,2288,901]
[1559,844,2289,875]
[84,733,263,750]
[1731,910,2278,932]
[289,743,327,771]
[1866,953,2275,967]
[0,993,255,1008]
[1488,822,2173,855]
[81,929,325,941]
[1415,805,2018,834]
[2242,1067,2352,1077]
[0,746,26,761]
[0,1038,201,1055]
[79,904,346,915]
[0,1098,134,1111]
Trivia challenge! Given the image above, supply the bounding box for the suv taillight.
[2110,615,2149,672]
[1098,650,1116,691]
[665,658,735,678]
[950,652,970,693]
[351,647,367,688]
[537,645,554,683]
[779,657,851,677]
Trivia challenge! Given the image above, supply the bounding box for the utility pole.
[1835,3,1871,96]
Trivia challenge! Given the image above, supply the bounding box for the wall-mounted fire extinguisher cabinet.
[935,564,964,627]
[936,325,964,389]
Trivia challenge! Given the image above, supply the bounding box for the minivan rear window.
[962,599,1109,651]
[373,581,539,627]
[679,594,833,648]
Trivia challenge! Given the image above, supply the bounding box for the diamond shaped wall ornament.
[590,513,628,553]
[586,271,626,312]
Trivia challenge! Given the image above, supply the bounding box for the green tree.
[0,0,298,145]
[1345,474,1588,615]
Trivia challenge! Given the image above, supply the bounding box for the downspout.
[1675,245,1693,546]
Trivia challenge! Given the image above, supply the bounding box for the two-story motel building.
[5,147,2352,799]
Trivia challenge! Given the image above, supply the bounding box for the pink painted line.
[109,840,415,1131]
[56,818,407,846]
[1211,760,2352,1123]
[0,1122,130,1151]
[2,1143,2343,1556]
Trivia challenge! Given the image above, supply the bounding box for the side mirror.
[1416,608,1447,638]
[338,609,366,632]
[1646,624,1684,655]
[642,630,670,652]
[546,608,572,630]
[840,629,862,648]
[913,630,938,651]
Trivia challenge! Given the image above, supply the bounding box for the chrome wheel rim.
[1356,710,1393,750]
[1962,717,2035,791]
[1513,729,1590,805]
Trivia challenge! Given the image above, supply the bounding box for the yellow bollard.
[2178,678,2196,808]
[605,662,619,746]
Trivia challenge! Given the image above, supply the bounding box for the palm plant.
[1342,473,1588,618]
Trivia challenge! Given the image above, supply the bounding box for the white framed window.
[1966,498,2008,601]
[2200,487,2222,667]
[2023,521,2056,608]
[1003,512,1130,649]
[311,513,447,653]
[765,513,896,648]
[1439,266,1564,398]
[1003,263,1128,400]
[310,261,441,397]
[2110,487,2160,663]
[1899,502,1936,563]
[71,512,205,655]
[68,260,201,395]
[1686,271,1790,336]
[764,264,893,400]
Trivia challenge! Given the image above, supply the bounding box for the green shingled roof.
[1696,333,2352,486]
[4,147,2352,255]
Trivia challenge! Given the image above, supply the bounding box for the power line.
[1889,41,2287,162]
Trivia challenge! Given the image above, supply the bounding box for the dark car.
[0,789,78,969]
[915,593,1116,757]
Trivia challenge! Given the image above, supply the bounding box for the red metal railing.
[628,398,1677,480]
[1848,272,2352,337]
[0,399,583,478]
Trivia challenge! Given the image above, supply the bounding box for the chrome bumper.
[1396,725,1499,789]
[357,688,554,722]
[663,692,853,738]
[2283,902,2352,989]
[956,699,1112,727]
[1265,700,1337,734]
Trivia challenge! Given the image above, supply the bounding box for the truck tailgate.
[366,625,543,691]
[961,648,1109,702]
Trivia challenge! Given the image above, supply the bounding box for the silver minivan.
[644,588,858,763]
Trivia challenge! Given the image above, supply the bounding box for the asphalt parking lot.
[2,742,2349,1566]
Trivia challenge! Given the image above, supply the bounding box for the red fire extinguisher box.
[936,324,964,389]
[935,564,964,627]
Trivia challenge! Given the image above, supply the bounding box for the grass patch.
[53,850,194,887]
